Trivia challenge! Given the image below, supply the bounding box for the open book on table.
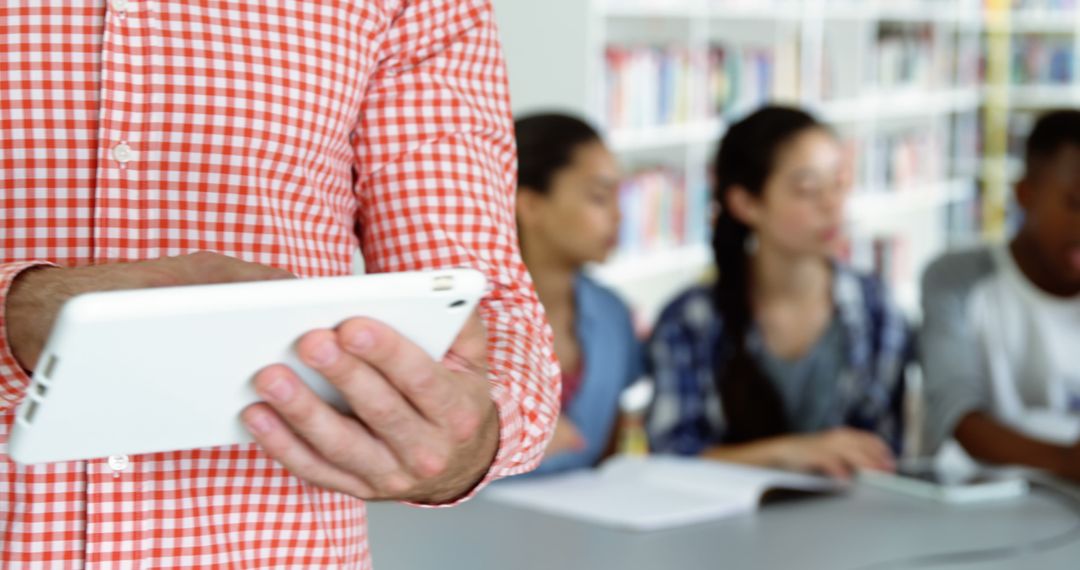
[481,455,847,532]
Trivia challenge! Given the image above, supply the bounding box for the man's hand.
[6,252,293,371]
[241,312,500,505]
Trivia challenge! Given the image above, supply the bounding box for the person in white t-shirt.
[921,109,1080,480]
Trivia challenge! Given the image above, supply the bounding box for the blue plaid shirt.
[646,263,913,456]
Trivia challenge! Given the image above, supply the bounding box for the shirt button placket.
[107,454,131,475]
[108,0,133,171]
[88,0,147,565]
[112,142,134,166]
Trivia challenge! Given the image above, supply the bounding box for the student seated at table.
[514,113,644,475]
[921,109,1080,480]
[646,106,914,480]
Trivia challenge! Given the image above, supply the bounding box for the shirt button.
[112,143,133,164]
[107,454,130,471]
[110,0,129,14]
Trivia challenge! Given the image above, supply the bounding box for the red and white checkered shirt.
[0,1,559,568]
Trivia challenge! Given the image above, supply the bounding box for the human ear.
[726,185,762,228]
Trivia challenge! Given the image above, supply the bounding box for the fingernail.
[262,375,295,403]
[308,340,339,366]
[346,329,374,352]
[246,412,275,434]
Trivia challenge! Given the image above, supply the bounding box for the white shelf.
[1003,85,1080,108]
[958,156,1024,183]
[987,11,1080,34]
[597,2,1080,40]
[706,3,804,21]
[825,4,970,23]
[847,178,975,233]
[591,243,711,287]
[607,119,725,152]
[600,1,979,23]
[600,1,796,20]
[589,243,713,322]
[601,4,703,19]
[598,1,1074,29]
[818,88,981,124]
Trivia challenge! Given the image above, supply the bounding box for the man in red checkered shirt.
[0,1,560,568]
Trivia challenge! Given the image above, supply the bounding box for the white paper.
[483,456,844,531]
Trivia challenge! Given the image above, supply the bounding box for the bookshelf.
[980,1,1080,239]
[491,0,1030,322]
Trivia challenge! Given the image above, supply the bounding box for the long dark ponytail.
[712,106,825,443]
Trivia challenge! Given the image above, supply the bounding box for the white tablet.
[859,460,1029,504]
[9,268,487,465]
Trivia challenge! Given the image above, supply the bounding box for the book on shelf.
[945,194,982,244]
[710,40,800,116]
[952,111,981,172]
[875,23,943,92]
[708,45,776,117]
[617,167,710,256]
[1006,110,1040,157]
[821,39,857,101]
[823,22,951,100]
[1010,36,1075,85]
[604,39,799,131]
[845,127,949,193]
[605,46,709,131]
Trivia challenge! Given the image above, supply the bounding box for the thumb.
[445,309,487,373]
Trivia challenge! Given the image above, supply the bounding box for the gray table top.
[367,483,1080,570]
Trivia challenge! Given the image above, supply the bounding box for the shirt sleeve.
[865,277,915,455]
[351,0,559,500]
[645,296,712,456]
[0,261,59,411]
[626,321,646,390]
[919,255,992,453]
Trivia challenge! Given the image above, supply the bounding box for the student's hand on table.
[6,252,293,371]
[545,417,587,458]
[241,311,500,505]
[778,427,896,480]
[955,411,1080,482]
[1054,441,1080,482]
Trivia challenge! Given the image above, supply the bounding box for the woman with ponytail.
[646,106,914,479]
